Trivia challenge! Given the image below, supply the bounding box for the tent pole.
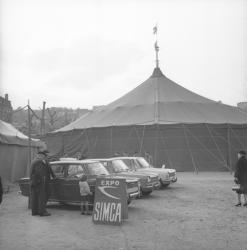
[110,127,113,157]
[159,125,173,169]
[206,124,229,171]
[227,124,232,174]
[139,125,146,155]
[154,124,159,167]
[183,124,198,174]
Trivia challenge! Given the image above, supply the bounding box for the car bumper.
[160,179,171,185]
[171,177,177,183]
[153,182,161,190]
[129,191,140,199]
[141,184,154,192]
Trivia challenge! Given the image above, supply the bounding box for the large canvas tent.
[0,120,42,181]
[44,67,247,172]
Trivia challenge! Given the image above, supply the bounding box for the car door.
[62,163,85,203]
[49,163,66,201]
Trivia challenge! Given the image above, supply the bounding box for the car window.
[136,157,150,168]
[112,160,129,172]
[87,162,109,175]
[100,162,114,174]
[67,164,85,178]
[51,164,65,178]
[122,159,136,171]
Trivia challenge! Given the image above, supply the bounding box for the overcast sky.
[1,0,247,109]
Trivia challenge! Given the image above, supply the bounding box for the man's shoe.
[235,203,242,207]
[40,212,51,216]
[243,203,247,207]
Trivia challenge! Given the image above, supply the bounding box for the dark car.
[94,158,160,196]
[19,158,140,207]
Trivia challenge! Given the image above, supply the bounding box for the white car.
[113,156,177,187]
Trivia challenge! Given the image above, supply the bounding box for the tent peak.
[151,67,164,78]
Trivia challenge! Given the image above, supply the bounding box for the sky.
[1,0,247,109]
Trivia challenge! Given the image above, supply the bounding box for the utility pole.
[27,100,32,175]
[40,101,46,135]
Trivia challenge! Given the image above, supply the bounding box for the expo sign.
[92,177,128,225]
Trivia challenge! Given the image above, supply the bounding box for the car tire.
[161,183,170,188]
[59,201,67,205]
[141,191,152,196]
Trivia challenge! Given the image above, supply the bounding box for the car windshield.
[87,162,109,175]
[136,157,150,168]
[121,159,136,171]
[101,162,114,174]
[112,160,129,172]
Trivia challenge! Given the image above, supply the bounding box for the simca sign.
[93,178,128,225]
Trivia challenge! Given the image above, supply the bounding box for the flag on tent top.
[154,41,159,51]
[153,25,157,34]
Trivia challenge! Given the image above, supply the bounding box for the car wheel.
[161,183,170,188]
[142,191,152,196]
[59,201,67,205]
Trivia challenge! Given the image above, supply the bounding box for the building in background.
[0,94,13,123]
[238,102,247,112]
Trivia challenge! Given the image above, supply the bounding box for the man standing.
[30,149,55,216]
[234,150,247,207]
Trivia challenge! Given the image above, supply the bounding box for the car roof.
[89,157,141,162]
[110,156,138,160]
[50,159,100,165]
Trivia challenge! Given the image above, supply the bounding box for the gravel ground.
[1,172,247,250]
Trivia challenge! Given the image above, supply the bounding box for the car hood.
[164,168,176,173]
[109,174,139,183]
[110,172,156,180]
[137,168,169,174]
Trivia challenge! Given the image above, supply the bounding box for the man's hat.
[238,150,246,155]
[38,149,50,155]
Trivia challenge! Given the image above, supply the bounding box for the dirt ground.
[1,172,247,250]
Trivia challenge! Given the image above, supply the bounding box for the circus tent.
[44,66,247,172]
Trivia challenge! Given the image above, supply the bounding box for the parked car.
[93,158,160,196]
[136,157,177,185]
[114,157,177,187]
[19,158,140,207]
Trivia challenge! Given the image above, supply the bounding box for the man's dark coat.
[30,158,54,215]
[234,156,247,185]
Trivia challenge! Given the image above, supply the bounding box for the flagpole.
[153,24,159,68]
